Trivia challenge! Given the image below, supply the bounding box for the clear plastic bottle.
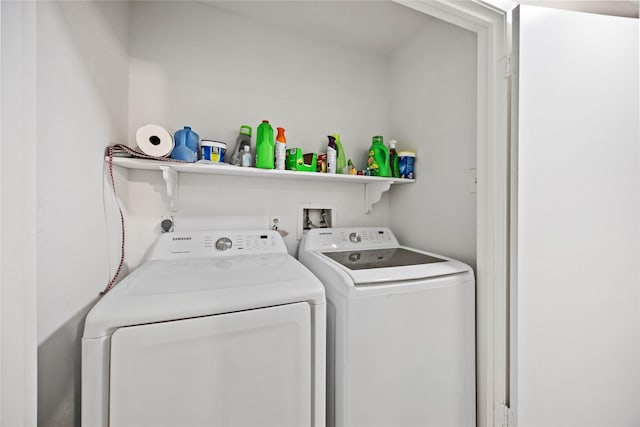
[241,145,252,167]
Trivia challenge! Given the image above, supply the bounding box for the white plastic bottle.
[327,135,337,174]
[241,145,252,167]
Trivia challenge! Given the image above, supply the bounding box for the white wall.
[124,2,479,264]
[129,1,389,170]
[32,2,480,426]
[36,2,130,426]
[388,17,477,268]
[124,0,394,262]
[123,170,391,265]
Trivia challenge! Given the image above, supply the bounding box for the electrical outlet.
[269,215,282,231]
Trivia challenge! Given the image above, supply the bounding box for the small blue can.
[398,151,415,179]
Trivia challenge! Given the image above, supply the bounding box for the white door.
[109,302,312,427]
[511,5,639,426]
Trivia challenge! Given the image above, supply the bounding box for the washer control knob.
[349,232,361,243]
[215,237,232,251]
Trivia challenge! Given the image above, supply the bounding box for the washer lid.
[83,253,325,339]
[319,246,470,285]
[321,248,447,270]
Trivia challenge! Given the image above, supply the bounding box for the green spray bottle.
[333,134,346,174]
[388,139,400,178]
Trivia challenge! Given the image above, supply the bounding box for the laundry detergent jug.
[171,126,199,162]
[367,135,391,177]
[255,120,275,169]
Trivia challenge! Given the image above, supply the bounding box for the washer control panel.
[348,232,362,243]
[146,230,287,260]
[215,237,233,251]
[302,227,399,251]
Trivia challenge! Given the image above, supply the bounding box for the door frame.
[395,2,509,426]
[0,1,39,425]
[1,0,509,425]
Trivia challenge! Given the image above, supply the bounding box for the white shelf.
[107,157,414,213]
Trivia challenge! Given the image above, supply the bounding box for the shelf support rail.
[159,165,178,212]
[364,181,392,213]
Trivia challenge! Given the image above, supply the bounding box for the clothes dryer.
[298,227,474,427]
[82,230,325,427]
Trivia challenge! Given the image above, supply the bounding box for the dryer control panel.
[145,230,288,260]
[301,227,399,252]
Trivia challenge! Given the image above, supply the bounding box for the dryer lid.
[83,253,325,339]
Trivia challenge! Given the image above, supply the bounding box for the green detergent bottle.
[367,135,391,177]
[255,120,274,169]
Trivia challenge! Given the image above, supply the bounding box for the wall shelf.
[107,157,414,213]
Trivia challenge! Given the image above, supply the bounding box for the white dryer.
[298,227,475,427]
[82,230,325,427]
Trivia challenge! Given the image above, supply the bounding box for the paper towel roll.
[136,124,174,157]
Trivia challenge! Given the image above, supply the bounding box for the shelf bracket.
[159,165,178,212]
[364,181,392,214]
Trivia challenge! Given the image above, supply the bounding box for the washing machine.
[82,230,325,427]
[298,227,475,427]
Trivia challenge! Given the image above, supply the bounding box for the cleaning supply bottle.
[367,135,391,177]
[229,125,252,166]
[388,139,400,178]
[171,126,199,162]
[347,159,356,175]
[255,120,274,169]
[275,127,287,170]
[241,145,252,167]
[327,135,337,174]
[333,134,346,174]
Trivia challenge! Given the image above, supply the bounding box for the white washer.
[82,230,325,427]
[298,227,475,427]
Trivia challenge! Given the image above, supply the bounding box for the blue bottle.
[171,126,199,162]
